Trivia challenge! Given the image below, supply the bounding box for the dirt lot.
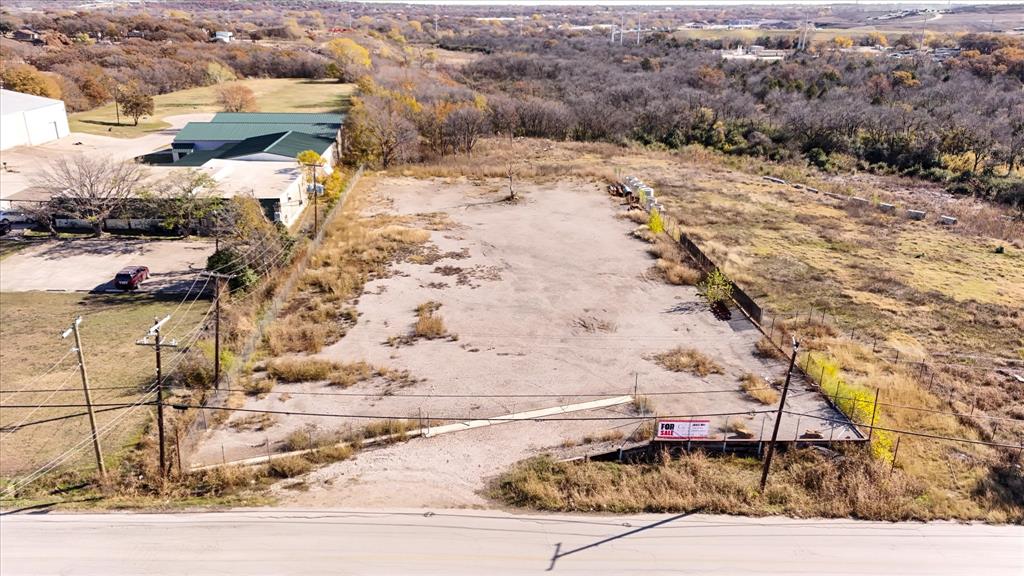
[0,237,214,293]
[195,175,855,508]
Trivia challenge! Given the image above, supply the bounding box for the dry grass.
[654,347,724,376]
[266,358,341,382]
[754,337,786,360]
[725,420,754,438]
[632,395,655,415]
[357,419,419,443]
[327,361,375,387]
[582,430,625,444]
[265,186,432,356]
[413,301,448,339]
[229,414,278,432]
[655,259,702,285]
[242,377,275,396]
[267,456,313,479]
[492,449,940,521]
[739,373,780,405]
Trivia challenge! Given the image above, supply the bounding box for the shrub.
[656,259,701,285]
[327,362,376,387]
[698,268,733,305]
[266,358,340,382]
[648,208,665,234]
[242,377,275,396]
[739,373,779,405]
[267,456,312,478]
[654,347,724,376]
[413,301,448,339]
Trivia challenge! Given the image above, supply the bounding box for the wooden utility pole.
[136,316,176,477]
[302,162,325,235]
[759,337,800,492]
[202,272,233,389]
[62,316,105,478]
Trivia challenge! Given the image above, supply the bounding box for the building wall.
[0,102,69,150]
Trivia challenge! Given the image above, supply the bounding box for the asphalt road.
[1,509,1021,575]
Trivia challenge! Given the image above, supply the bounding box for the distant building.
[213,31,234,43]
[721,45,788,62]
[142,112,343,226]
[0,89,70,151]
[12,28,40,43]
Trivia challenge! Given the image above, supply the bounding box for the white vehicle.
[0,209,30,224]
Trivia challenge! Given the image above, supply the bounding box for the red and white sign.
[655,419,711,440]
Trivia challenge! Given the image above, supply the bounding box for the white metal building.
[0,89,70,151]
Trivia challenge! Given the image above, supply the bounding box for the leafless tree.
[34,156,148,236]
[444,106,490,156]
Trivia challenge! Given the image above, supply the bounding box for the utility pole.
[136,315,176,477]
[759,337,800,492]
[636,12,641,46]
[61,317,105,478]
[201,272,233,389]
[304,162,323,236]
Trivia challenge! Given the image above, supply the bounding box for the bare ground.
[194,175,854,508]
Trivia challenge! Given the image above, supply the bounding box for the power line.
[0,348,75,406]
[0,405,138,433]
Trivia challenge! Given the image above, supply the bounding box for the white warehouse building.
[0,89,70,151]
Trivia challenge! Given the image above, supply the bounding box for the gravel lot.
[195,176,855,508]
[0,237,214,293]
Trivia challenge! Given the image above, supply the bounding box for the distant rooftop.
[211,112,344,125]
[175,122,340,143]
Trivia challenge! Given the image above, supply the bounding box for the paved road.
[2,509,1021,575]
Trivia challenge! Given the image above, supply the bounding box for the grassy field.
[68,78,355,138]
[0,292,209,477]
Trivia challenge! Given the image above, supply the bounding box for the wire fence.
[626,178,1022,451]
[177,166,364,469]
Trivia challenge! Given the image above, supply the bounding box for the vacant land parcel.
[193,171,854,507]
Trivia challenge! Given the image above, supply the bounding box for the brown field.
[0,292,209,476]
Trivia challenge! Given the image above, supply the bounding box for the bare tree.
[34,156,148,236]
[216,84,258,112]
[154,168,220,236]
[444,106,490,156]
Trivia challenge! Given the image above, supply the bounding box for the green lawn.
[69,78,355,138]
[0,292,209,476]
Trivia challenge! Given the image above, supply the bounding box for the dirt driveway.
[0,237,215,293]
[195,176,855,508]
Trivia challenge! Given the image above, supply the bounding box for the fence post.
[868,389,879,442]
[890,436,902,474]
[894,350,900,364]
[769,316,775,339]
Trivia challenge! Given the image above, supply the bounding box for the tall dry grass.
[492,449,935,521]
[654,347,724,377]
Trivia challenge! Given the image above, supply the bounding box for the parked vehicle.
[0,210,29,224]
[114,266,149,290]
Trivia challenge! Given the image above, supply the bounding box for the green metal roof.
[172,144,235,166]
[219,131,333,159]
[175,121,340,142]
[211,112,345,125]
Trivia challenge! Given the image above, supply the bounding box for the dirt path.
[195,176,853,508]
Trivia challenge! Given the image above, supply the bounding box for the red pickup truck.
[114,266,149,290]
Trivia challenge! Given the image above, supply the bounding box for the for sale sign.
[655,419,711,440]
